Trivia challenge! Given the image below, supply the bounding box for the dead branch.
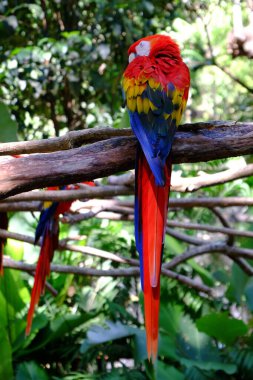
[171,163,253,192]
[1,121,253,200]
[163,242,253,270]
[0,127,132,156]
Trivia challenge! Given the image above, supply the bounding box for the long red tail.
[136,150,171,361]
[26,224,56,335]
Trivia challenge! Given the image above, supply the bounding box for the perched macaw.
[0,212,8,275]
[122,34,190,360]
[26,186,74,334]
[26,182,94,335]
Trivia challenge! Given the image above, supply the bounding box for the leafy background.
[0,0,253,379]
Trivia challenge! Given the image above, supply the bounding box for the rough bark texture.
[0,121,253,200]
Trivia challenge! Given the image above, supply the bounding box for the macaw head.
[127,34,181,64]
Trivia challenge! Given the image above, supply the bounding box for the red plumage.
[25,187,73,335]
[139,152,171,360]
[26,224,55,335]
[123,34,190,360]
[26,182,95,335]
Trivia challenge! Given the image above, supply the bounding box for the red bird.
[26,182,94,335]
[26,186,73,335]
[122,34,190,360]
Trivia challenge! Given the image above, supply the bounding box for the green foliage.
[16,361,49,380]
[196,312,248,345]
[0,0,252,379]
[0,102,18,142]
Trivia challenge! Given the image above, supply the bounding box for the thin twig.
[167,220,253,239]
[211,207,234,245]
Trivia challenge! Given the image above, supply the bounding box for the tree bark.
[0,121,253,200]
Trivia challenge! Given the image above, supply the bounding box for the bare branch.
[166,227,204,246]
[164,242,227,270]
[171,164,253,192]
[211,207,234,245]
[4,186,132,203]
[167,220,253,239]
[163,242,253,270]
[3,256,212,295]
[0,127,132,156]
[0,227,213,295]
[3,256,140,277]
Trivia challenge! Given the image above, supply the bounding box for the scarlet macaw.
[122,34,190,360]
[26,186,74,334]
[26,183,94,335]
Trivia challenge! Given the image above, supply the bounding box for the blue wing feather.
[35,202,58,243]
[128,84,177,186]
[129,111,176,186]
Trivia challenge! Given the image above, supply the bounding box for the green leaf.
[16,361,49,380]
[157,362,184,380]
[245,278,253,311]
[226,264,249,303]
[0,269,27,343]
[196,312,248,345]
[181,358,237,374]
[0,327,13,379]
[0,102,18,142]
[81,321,134,353]
[189,259,215,286]
[158,334,178,360]
[159,304,182,336]
[133,329,147,362]
[178,315,216,361]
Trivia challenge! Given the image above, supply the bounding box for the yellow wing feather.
[122,75,186,127]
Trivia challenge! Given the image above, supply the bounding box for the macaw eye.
[136,40,150,57]
[129,52,136,63]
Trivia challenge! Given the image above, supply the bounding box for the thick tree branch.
[0,121,253,200]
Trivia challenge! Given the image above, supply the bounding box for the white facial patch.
[136,40,150,57]
[129,52,136,63]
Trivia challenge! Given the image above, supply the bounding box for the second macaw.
[26,186,74,334]
[122,34,190,360]
[26,182,94,335]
